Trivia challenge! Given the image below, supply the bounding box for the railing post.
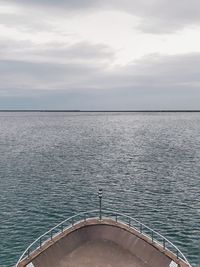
[177,250,179,259]
[61,223,63,233]
[27,248,30,258]
[115,214,118,223]
[51,230,53,241]
[151,231,154,243]
[40,237,42,248]
[98,189,102,221]
[140,224,143,233]
[163,239,166,250]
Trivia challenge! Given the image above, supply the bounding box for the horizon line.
[0,109,200,112]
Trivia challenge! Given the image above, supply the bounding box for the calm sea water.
[0,112,199,267]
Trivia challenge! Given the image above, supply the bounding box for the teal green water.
[0,112,199,267]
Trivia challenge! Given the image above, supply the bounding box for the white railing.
[16,209,191,267]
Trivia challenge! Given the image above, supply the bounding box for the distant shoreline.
[0,110,200,112]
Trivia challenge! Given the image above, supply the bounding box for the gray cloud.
[2,0,200,32]
[0,39,115,65]
[111,0,200,33]
[0,53,200,109]
[0,59,103,92]
[0,0,100,9]
[0,13,51,32]
[33,42,115,62]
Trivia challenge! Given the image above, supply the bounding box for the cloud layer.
[2,0,200,32]
[0,51,200,109]
[0,0,200,109]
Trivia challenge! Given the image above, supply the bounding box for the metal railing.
[16,209,191,267]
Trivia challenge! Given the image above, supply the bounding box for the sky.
[0,0,200,110]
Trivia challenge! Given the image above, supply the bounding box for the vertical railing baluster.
[177,250,179,259]
[140,224,143,233]
[27,248,30,258]
[98,189,102,221]
[163,239,165,250]
[40,237,42,248]
[151,231,154,243]
[115,214,118,223]
[129,218,131,227]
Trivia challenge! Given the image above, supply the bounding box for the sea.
[0,112,199,267]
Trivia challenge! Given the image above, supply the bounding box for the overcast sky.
[0,0,200,110]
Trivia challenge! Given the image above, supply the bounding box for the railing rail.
[16,209,191,267]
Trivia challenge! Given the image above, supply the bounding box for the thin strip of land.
[0,110,200,112]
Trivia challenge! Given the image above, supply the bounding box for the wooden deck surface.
[59,239,149,267]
